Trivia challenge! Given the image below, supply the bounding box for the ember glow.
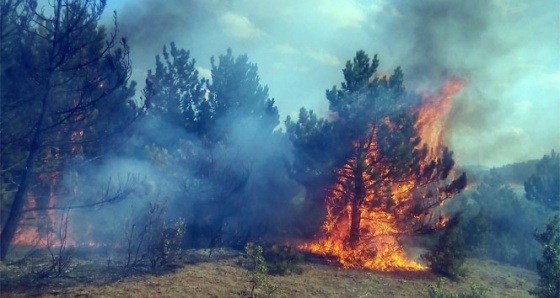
[299,79,467,271]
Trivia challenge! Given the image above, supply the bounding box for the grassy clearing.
[1,249,537,298]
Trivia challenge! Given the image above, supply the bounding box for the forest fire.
[12,193,78,248]
[11,126,88,248]
[299,78,468,271]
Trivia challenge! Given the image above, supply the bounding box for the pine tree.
[422,217,467,280]
[207,48,279,141]
[143,47,282,247]
[525,152,560,298]
[0,0,139,260]
[144,42,207,133]
[533,215,560,298]
[286,50,466,249]
[525,150,560,211]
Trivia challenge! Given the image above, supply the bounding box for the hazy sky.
[103,0,560,167]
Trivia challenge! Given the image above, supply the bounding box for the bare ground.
[0,248,538,298]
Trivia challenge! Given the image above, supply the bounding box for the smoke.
[54,109,305,250]
[92,2,560,246]
[374,0,560,167]
[104,0,559,167]
[51,155,167,253]
[5,0,554,267]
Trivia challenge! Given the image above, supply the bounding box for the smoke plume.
[105,0,559,166]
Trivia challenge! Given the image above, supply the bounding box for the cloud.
[274,62,310,73]
[306,49,341,66]
[452,125,532,166]
[196,67,212,80]
[275,43,340,67]
[539,71,560,90]
[492,0,529,15]
[219,11,265,39]
[276,43,299,55]
[317,0,368,29]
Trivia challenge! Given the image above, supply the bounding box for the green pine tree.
[532,215,560,298]
[525,150,560,211]
[144,42,207,133]
[422,217,467,280]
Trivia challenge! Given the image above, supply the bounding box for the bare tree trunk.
[0,82,50,261]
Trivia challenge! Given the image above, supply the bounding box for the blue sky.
[103,0,560,167]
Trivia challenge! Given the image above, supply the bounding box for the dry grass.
[1,249,538,298]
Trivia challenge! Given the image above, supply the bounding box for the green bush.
[423,217,467,280]
[243,243,277,298]
[452,175,548,269]
[462,211,491,258]
[263,244,304,275]
[427,279,488,298]
[532,215,560,298]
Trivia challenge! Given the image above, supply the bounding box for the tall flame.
[415,79,467,159]
[299,78,467,271]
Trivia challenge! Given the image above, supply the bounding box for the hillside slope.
[2,250,538,298]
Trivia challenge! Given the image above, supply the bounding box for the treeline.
[0,0,461,260]
[0,0,304,259]
[442,150,558,269]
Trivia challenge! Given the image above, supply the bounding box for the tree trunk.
[348,159,365,248]
[0,137,41,261]
[0,82,50,261]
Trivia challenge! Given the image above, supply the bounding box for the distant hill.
[459,159,539,187]
[488,159,539,185]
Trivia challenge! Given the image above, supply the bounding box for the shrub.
[263,244,304,275]
[146,217,186,269]
[532,215,560,298]
[462,211,491,258]
[243,242,277,298]
[423,217,467,280]
[123,202,186,271]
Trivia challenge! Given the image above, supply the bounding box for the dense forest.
[1,1,558,298]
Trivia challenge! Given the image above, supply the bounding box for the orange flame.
[11,126,92,248]
[299,79,467,271]
[415,79,467,159]
[12,193,78,248]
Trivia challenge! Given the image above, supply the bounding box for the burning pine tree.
[286,50,467,271]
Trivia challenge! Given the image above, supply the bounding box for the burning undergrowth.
[7,112,301,257]
[9,158,157,250]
